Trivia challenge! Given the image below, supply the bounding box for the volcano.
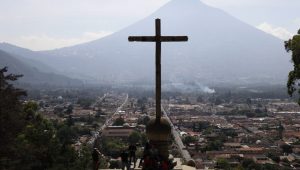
[0,0,291,86]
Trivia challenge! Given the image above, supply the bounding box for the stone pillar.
[146,117,171,160]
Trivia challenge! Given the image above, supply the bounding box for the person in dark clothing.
[120,150,130,170]
[138,142,151,167]
[143,155,155,170]
[160,160,169,170]
[92,148,101,170]
[128,143,137,167]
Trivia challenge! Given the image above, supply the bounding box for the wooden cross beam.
[128,36,188,42]
[128,18,188,121]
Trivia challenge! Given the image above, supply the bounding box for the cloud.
[256,22,293,40]
[9,31,112,51]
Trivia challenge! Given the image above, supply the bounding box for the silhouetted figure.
[120,150,130,170]
[92,148,101,170]
[160,160,169,170]
[142,144,160,170]
[158,159,176,170]
[139,142,151,167]
[128,143,137,167]
[143,155,155,170]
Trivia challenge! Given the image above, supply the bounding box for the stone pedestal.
[146,117,171,160]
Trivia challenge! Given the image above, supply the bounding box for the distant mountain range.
[0,49,82,86]
[0,0,292,87]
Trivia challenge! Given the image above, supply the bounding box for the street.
[162,106,192,161]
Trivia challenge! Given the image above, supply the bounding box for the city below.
[26,86,300,170]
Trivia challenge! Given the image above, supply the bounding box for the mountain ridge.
[0,0,292,86]
[0,49,82,86]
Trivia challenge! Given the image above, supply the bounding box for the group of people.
[138,142,176,170]
[93,142,176,170]
[120,143,137,170]
[92,144,137,170]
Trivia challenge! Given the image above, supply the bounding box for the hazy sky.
[0,0,299,51]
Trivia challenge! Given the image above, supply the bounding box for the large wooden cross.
[129,18,188,121]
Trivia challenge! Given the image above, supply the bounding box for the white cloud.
[7,31,113,51]
[256,22,293,40]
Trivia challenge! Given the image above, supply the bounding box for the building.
[102,125,135,138]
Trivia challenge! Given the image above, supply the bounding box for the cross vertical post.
[155,19,161,121]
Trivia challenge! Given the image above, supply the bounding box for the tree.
[0,67,92,169]
[246,98,252,108]
[77,98,94,109]
[137,115,150,125]
[197,96,203,103]
[74,144,93,170]
[182,136,197,145]
[67,115,75,126]
[216,158,230,170]
[57,124,77,145]
[109,160,121,169]
[206,140,223,151]
[137,97,147,113]
[214,97,222,105]
[23,101,39,120]
[280,144,293,154]
[65,104,73,114]
[140,133,148,145]
[241,158,260,170]
[262,164,282,170]
[0,67,26,158]
[16,117,59,169]
[128,131,141,144]
[267,152,280,163]
[113,117,125,126]
[101,137,126,158]
[15,112,92,170]
[278,121,284,140]
[140,105,146,114]
[197,121,210,131]
[285,29,300,104]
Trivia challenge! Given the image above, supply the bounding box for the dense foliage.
[112,117,125,126]
[77,97,94,109]
[285,29,300,104]
[0,67,26,158]
[100,137,126,158]
[0,67,93,169]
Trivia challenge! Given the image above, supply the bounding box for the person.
[142,143,160,170]
[128,143,137,167]
[92,148,101,170]
[160,160,169,170]
[142,155,154,170]
[120,150,130,170]
[139,142,151,167]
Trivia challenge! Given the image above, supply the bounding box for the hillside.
[0,49,82,86]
